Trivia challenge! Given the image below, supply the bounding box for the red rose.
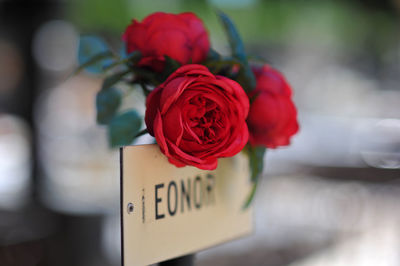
[123,12,210,72]
[145,64,249,170]
[247,65,299,148]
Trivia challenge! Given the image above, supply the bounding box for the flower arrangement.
[77,11,299,207]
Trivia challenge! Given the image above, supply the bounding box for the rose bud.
[145,64,249,170]
[123,12,210,72]
[247,64,299,148]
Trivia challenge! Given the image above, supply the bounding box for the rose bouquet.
[77,11,299,207]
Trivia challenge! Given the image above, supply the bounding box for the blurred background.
[0,0,399,265]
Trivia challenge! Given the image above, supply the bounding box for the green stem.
[134,128,149,138]
[103,51,142,71]
[139,82,151,97]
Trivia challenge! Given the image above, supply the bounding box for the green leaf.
[159,55,181,82]
[165,55,181,69]
[96,87,121,125]
[78,36,114,74]
[243,146,266,209]
[102,70,131,90]
[236,65,257,92]
[217,11,256,92]
[249,146,266,182]
[217,11,246,62]
[242,181,258,210]
[108,110,142,148]
[206,48,222,61]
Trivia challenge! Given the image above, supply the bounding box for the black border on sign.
[120,147,124,266]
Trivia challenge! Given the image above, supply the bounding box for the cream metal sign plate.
[120,144,253,266]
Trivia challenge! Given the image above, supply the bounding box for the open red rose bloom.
[123,12,210,72]
[145,64,249,170]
